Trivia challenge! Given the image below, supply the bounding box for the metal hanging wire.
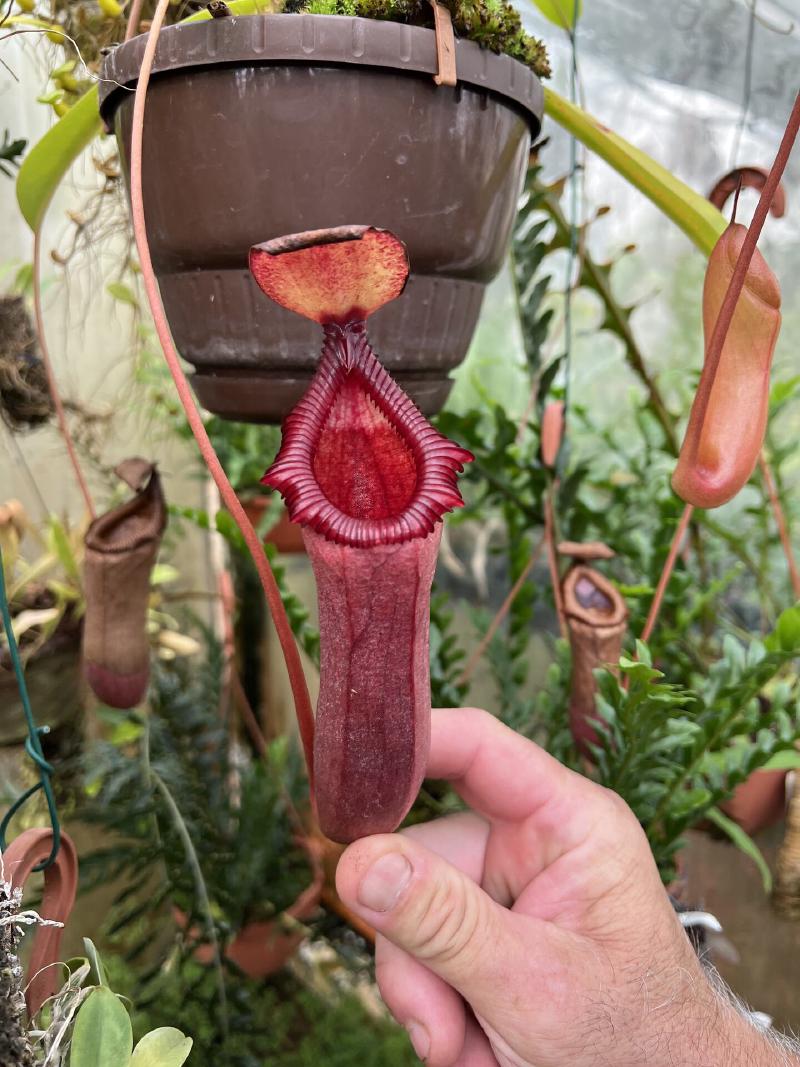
[0,541,61,870]
[561,1,581,426]
[729,0,758,168]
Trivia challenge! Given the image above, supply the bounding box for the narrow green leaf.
[48,517,80,582]
[760,749,800,772]
[13,262,34,294]
[16,86,102,232]
[130,1028,193,1067]
[69,987,133,1067]
[530,0,581,28]
[543,88,727,256]
[83,939,108,987]
[705,807,773,893]
[634,640,653,667]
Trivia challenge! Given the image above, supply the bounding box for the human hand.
[336,707,781,1067]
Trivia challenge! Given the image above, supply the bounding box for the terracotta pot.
[99,14,543,423]
[175,844,324,979]
[720,768,788,836]
[242,498,306,554]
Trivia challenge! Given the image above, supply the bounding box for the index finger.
[428,707,590,826]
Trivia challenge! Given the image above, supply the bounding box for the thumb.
[336,834,528,1007]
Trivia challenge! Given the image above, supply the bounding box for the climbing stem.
[128,0,315,785]
[640,503,694,645]
[759,451,800,600]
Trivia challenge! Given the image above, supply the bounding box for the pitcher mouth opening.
[262,322,472,549]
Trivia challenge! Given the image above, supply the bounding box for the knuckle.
[599,785,638,827]
[409,872,485,967]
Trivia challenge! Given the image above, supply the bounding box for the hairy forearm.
[761,1032,800,1067]
[699,969,800,1067]
[603,938,800,1067]
[725,1011,800,1067]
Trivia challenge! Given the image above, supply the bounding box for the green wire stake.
[0,541,61,870]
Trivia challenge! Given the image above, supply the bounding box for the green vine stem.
[758,450,800,601]
[150,768,228,1033]
[534,178,680,455]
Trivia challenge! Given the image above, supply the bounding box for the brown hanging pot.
[98,13,543,423]
[82,459,166,709]
[560,544,628,755]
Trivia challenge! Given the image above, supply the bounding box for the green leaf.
[69,987,133,1067]
[765,604,800,653]
[47,517,80,582]
[543,88,727,256]
[150,564,180,586]
[107,282,139,307]
[47,579,80,602]
[616,583,654,597]
[705,807,773,893]
[109,718,145,745]
[214,508,244,547]
[13,262,34,294]
[530,0,581,28]
[670,786,712,818]
[130,1028,193,1067]
[83,938,108,987]
[52,59,78,80]
[16,87,102,232]
[760,749,800,772]
[769,375,800,409]
[777,605,800,651]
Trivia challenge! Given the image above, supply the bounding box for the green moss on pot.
[281,0,551,76]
